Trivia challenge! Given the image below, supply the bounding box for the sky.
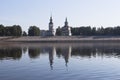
[1,0,120,31]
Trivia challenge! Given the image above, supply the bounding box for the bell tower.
[49,16,54,36]
[49,16,53,31]
[65,17,68,27]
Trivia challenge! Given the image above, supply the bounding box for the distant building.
[61,18,71,36]
[40,30,47,36]
[48,16,55,36]
[40,16,55,36]
[40,17,71,36]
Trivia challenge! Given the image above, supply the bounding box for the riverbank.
[1,36,120,43]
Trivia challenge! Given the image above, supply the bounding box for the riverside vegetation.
[1,24,120,36]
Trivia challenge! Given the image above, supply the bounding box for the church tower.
[49,16,53,31]
[65,18,68,27]
[49,16,55,36]
[63,17,71,36]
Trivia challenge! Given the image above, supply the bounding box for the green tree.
[56,26,62,36]
[78,26,92,36]
[22,31,27,36]
[71,27,80,36]
[4,27,12,36]
[4,25,22,36]
[104,27,114,35]
[12,25,22,36]
[113,26,120,35]
[0,24,5,36]
[96,27,104,35]
[91,27,96,35]
[28,26,40,36]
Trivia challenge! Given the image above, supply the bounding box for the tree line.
[56,26,120,36]
[0,25,22,36]
[71,26,120,36]
[1,24,120,36]
[0,24,40,36]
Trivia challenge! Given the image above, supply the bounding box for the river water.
[0,43,120,80]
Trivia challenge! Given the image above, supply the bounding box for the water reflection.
[28,48,40,59]
[49,47,55,70]
[22,47,27,54]
[0,43,120,68]
[0,48,22,60]
[56,46,71,67]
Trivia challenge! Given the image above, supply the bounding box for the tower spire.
[65,17,68,26]
[48,14,54,36]
[50,15,53,24]
[66,17,68,22]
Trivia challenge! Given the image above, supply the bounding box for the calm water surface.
[0,43,120,80]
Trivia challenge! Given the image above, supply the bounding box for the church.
[40,16,71,36]
[47,16,55,36]
[40,16,55,36]
[60,18,71,36]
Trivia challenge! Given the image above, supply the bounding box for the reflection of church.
[40,16,71,36]
[48,46,56,70]
[48,46,71,69]
[58,46,71,66]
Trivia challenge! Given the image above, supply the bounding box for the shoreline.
[1,36,120,43]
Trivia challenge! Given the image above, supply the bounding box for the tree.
[4,27,12,36]
[12,25,22,36]
[28,26,40,36]
[56,26,62,36]
[22,31,27,36]
[4,25,22,36]
[96,27,104,35]
[0,24,5,36]
[104,27,114,35]
[71,27,80,36]
[113,26,120,35]
[91,27,96,35]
